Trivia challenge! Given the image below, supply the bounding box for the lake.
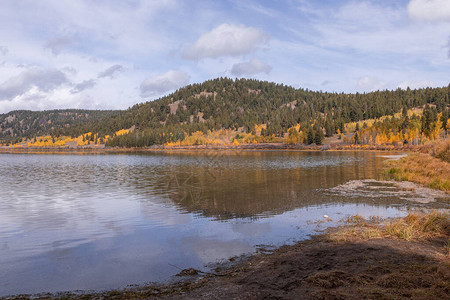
[0,151,448,296]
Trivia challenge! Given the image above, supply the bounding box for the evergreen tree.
[324,117,333,137]
[314,126,324,145]
[354,131,360,144]
[307,127,314,144]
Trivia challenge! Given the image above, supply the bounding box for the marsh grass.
[425,139,450,163]
[436,145,450,163]
[331,211,450,253]
[343,214,366,224]
[383,152,450,193]
[384,212,450,241]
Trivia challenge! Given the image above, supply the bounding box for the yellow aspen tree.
[432,113,443,140]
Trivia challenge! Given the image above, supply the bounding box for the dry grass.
[342,214,366,224]
[331,211,450,253]
[435,141,450,163]
[419,139,450,162]
[384,211,450,241]
[384,152,450,193]
[331,214,383,241]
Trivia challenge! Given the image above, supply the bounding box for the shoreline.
[0,142,416,154]
[4,212,449,300]
[383,141,450,194]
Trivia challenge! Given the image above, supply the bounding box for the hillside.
[82,78,449,147]
[1,78,449,148]
[0,109,118,144]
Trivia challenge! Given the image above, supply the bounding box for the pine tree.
[354,131,360,144]
[314,126,324,145]
[307,127,314,144]
[324,117,333,137]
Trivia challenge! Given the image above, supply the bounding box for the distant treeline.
[0,109,118,144]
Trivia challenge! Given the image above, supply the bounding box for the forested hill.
[2,78,449,147]
[0,109,118,143]
[63,78,448,147]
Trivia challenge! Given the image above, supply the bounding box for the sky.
[0,0,449,114]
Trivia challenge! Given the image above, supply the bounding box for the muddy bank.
[6,213,449,300]
[171,236,449,300]
[165,213,450,300]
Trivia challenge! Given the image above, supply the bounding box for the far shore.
[0,142,417,154]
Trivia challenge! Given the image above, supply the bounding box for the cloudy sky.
[0,0,449,113]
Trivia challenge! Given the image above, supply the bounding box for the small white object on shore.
[324,215,329,218]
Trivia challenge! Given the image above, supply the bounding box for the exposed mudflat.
[169,233,450,300]
[376,154,407,160]
[326,179,449,204]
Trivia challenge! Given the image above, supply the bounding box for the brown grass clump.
[330,211,450,254]
[343,214,366,224]
[331,215,383,242]
[384,152,450,192]
[384,211,450,241]
[435,140,450,163]
[420,139,450,162]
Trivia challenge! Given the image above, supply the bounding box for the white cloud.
[408,0,450,22]
[70,79,97,94]
[98,64,124,79]
[231,58,272,76]
[62,66,78,76]
[0,68,69,101]
[43,37,73,56]
[357,76,386,92]
[300,0,450,76]
[182,23,270,60]
[140,70,190,98]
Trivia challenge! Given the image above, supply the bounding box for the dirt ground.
[165,233,450,300]
[5,215,449,300]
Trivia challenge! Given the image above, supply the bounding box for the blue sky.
[0,0,449,113]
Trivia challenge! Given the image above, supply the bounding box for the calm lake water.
[0,151,448,296]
